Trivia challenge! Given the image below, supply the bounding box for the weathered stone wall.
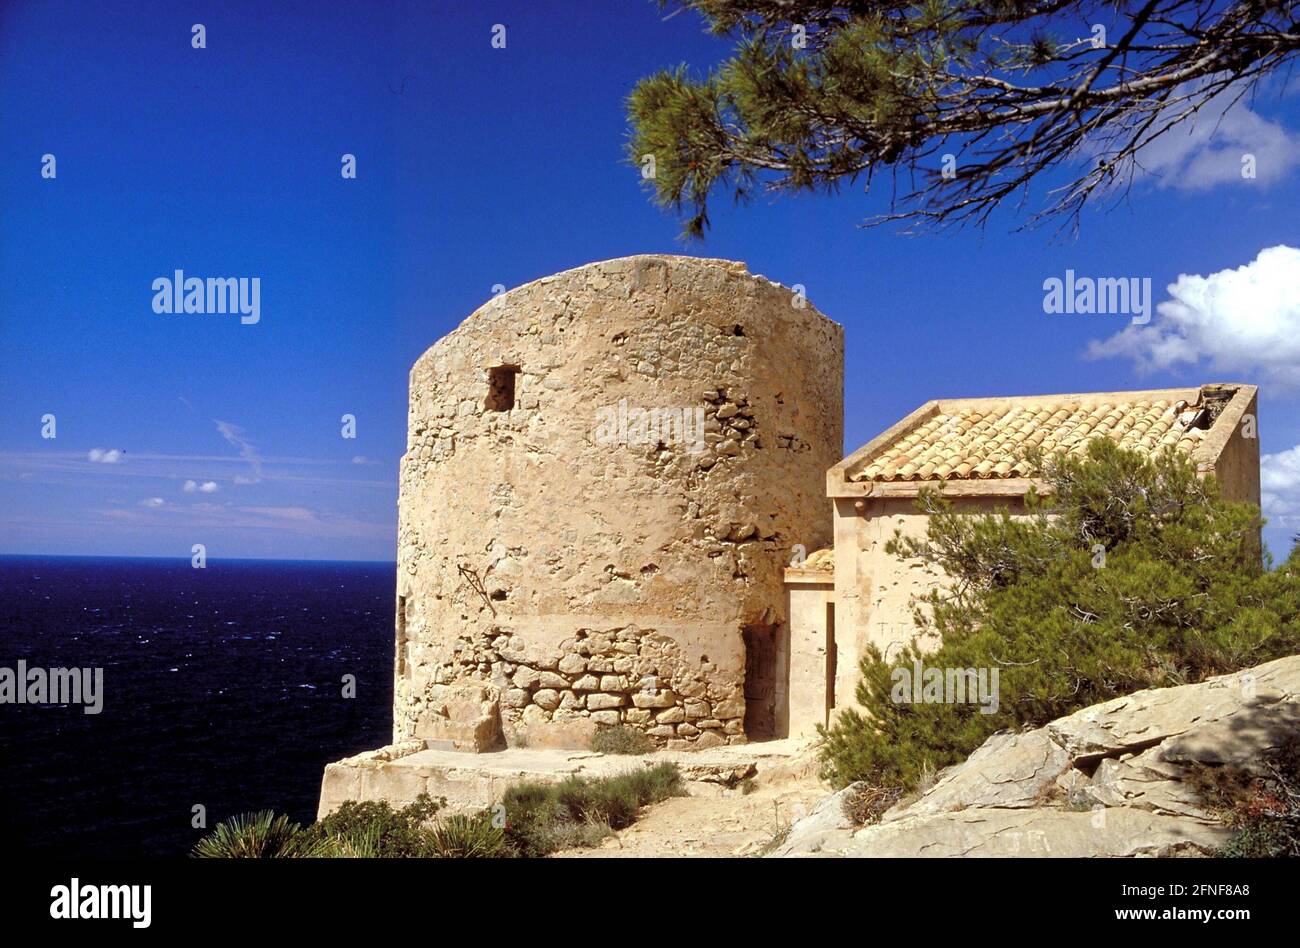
[1200,387,1260,508]
[783,570,835,737]
[396,255,844,750]
[830,495,1031,715]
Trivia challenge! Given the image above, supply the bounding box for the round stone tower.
[395,255,843,751]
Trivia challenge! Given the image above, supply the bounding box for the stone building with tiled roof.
[317,259,1266,820]
[781,384,1260,738]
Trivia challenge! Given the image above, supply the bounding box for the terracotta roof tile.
[854,397,1213,483]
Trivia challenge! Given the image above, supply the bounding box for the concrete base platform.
[318,738,810,819]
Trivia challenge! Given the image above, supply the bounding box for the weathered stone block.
[532,688,561,711]
[675,679,707,700]
[413,684,505,752]
[558,654,588,675]
[512,667,541,690]
[521,704,551,726]
[684,699,711,719]
[538,672,569,690]
[632,689,677,709]
[713,697,744,719]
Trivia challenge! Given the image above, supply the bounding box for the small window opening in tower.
[485,365,520,411]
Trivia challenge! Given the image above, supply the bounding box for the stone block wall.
[421,625,747,750]
[395,255,844,749]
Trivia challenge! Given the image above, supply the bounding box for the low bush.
[308,793,445,858]
[1189,738,1300,858]
[501,762,684,856]
[590,726,656,755]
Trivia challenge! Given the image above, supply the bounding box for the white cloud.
[87,448,124,463]
[1263,445,1300,527]
[238,505,317,521]
[183,479,219,493]
[101,501,387,539]
[1133,80,1300,190]
[214,420,264,483]
[1086,245,1300,386]
[352,455,369,465]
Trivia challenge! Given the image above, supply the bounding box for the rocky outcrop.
[772,654,1300,857]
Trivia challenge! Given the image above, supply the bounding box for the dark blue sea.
[0,556,394,857]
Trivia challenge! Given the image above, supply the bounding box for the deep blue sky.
[2,1,1298,561]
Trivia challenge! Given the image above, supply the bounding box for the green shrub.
[308,792,445,858]
[193,810,328,858]
[554,774,640,828]
[501,762,684,856]
[821,440,1300,795]
[591,725,656,755]
[496,781,566,857]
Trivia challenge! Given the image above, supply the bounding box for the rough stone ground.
[772,655,1300,857]
[556,739,828,858]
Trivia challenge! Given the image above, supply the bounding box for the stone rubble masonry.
[394,255,844,750]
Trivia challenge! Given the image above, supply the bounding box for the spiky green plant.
[192,810,328,858]
[428,812,511,858]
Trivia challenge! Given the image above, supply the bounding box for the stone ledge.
[318,738,808,819]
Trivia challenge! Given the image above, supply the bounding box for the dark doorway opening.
[485,365,520,411]
[743,623,780,740]
[825,602,837,725]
